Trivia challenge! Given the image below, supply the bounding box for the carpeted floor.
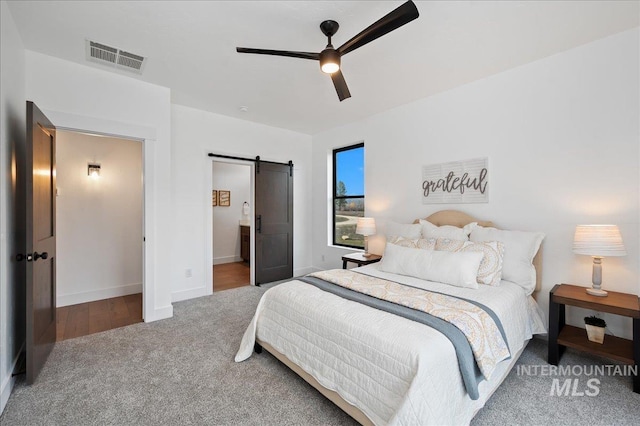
[1,283,639,425]
[473,336,640,425]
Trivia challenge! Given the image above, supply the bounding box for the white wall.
[25,51,173,322]
[171,104,313,302]
[0,0,26,413]
[312,28,640,339]
[212,162,251,264]
[56,131,143,306]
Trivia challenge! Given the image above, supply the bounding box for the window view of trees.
[333,143,364,248]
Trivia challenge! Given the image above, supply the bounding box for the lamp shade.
[356,217,376,236]
[573,225,626,257]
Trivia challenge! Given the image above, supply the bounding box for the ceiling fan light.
[319,48,340,74]
[321,62,340,74]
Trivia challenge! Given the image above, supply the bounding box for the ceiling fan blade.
[331,70,351,101]
[337,0,419,56]
[236,47,319,61]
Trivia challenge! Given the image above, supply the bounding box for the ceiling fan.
[236,1,420,101]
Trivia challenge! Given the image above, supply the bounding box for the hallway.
[56,294,143,341]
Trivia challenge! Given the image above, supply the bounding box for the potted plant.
[584,315,606,344]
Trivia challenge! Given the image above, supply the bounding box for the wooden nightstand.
[548,283,640,393]
[341,253,382,269]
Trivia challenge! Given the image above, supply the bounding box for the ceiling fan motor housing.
[319,47,340,74]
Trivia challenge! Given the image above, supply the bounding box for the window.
[332,143,364,248]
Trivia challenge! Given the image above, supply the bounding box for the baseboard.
[213,255,243,265]
[57,283,142,307]
[1,342,24,415]
[144,304,173,322]
[171,285,211,303]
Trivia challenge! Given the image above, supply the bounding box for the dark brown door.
[255,162,293,284]
[26,101,57,384]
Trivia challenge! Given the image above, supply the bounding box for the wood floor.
[56,293,142,341]
[56,262,247,341]
[213,261,250,291]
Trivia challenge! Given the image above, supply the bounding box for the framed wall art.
[219,190,231,207]
[421,157,489,204]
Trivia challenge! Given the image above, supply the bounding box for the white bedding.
[236,264,546,425]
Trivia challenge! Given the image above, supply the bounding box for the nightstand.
[548,283,640,393]
[341,252,382,269]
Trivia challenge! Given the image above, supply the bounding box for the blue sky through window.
[336,146,364,195]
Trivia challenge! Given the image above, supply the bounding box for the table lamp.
[356,217,376,257]
[573,224,626,297]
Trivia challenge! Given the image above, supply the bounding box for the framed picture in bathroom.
[212,190,218,206]
[219,190,230,207]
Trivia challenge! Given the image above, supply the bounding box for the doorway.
[206,155,294,289]
[212,161,252,292]
[55,130,143,339]
[25,103,158,384]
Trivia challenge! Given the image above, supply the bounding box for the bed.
[236,210,546,425]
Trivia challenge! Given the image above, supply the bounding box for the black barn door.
[255,162,293,284]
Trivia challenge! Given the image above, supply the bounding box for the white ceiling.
[7,1,639,135]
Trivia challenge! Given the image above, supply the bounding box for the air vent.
[86,40,146,74]
[117,51,144,71]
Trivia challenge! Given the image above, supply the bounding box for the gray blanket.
[299,275,509,400]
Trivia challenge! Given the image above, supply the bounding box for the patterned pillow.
[388,236,436,250]
[470,226,544,295]
[435,238,505,286]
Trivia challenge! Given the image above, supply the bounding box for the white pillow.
[378,243,483,289]
[435,238,505,286]
[387,236,436,250]
[470,226,544,294]
[419,219,477,240]
[386,221,422,239]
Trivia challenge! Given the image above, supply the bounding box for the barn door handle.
[33,251,48,261]
[256,215,262,234]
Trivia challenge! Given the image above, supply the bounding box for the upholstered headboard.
[415,210,543,293]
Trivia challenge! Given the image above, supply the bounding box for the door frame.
[205,155,256,290]
[41,109,154,321]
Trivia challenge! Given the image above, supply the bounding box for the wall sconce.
[356,217,377,257]
[88,163,101,179]
[573,224,626,297]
